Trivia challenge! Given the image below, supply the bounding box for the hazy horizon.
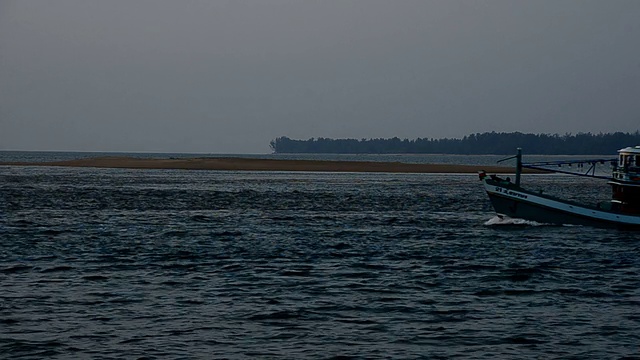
[2,0,639,154]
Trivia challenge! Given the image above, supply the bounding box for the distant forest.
[270,131,640,155]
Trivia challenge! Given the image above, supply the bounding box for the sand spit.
[0,156,526,174]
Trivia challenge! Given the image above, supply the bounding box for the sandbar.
[0,156,527,174]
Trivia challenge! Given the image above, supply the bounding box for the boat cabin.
[610,146,640,213]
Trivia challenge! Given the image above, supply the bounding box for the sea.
[1,151,638,359]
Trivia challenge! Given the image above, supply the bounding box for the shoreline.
[0,156,526,174]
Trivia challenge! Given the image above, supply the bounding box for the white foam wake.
[484,215,546,227]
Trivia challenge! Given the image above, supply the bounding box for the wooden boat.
[479,146,640,229]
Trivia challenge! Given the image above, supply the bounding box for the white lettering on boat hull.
[483,180,640,225]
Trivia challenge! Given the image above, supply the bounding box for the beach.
[0,156,523,173]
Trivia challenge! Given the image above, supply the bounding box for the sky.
[1,0,640,154]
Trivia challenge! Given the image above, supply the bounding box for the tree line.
[270,131,640,155]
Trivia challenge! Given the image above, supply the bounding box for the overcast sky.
[1,0,639,153]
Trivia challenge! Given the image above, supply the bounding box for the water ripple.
[0,167,638,358]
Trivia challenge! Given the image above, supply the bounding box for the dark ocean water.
[1,163,639,359]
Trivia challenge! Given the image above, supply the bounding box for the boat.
[479,146,640,229]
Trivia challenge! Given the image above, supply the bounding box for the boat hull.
[483,178,640,229]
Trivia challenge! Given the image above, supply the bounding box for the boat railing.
[612,168,640,182]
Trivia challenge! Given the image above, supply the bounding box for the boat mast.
[497,148,522,186]
[515,148,522,186]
